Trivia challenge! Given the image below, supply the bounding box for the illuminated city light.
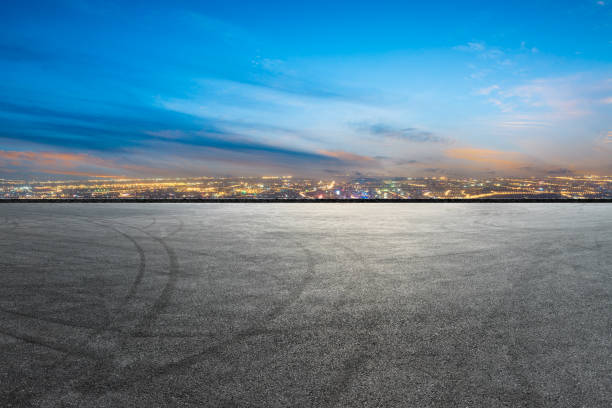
[1,175,610,200]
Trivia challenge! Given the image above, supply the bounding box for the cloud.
[181,11,257,46]
[160,130,344,163]
[394,159,420,165]
[0,150,111,168]
[0,100,355,174]
[453,41,486,52]
[353,122,449,143]
[480,76,612,119]
[546,168,574,175]
[251,56,286,73]
[37,169,119,178]
[500,121,550,128]
[443,147,591,175]
[0,150,125,178]
[476,85,500,95]
[0,147,300,179]
[453,41,503,59]
[445,147,529,169]
[317,150,376,162]
[0,101,206,151]
[487,98,514,112]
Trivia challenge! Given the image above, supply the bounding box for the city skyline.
[1,0,611,179]
[3,174,612,200]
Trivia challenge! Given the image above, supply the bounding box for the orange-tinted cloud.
[40,169,120,178]
[0,150,124,177]
[318,150,375,162]
[0,150,116,168]
[445,147,529,169]
[0,149,212,178]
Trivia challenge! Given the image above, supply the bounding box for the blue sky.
[0,0,611,178]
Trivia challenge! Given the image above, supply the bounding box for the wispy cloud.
[487,98,514,112]
[476,85,500,95]
[0,150,125,178]
[453,41,503,59]
[500,121,550,128]
[546,167,574,175]
[453,41,486,52]
[445,147,530,169]
[520,41,540,54]
[478,76,612,120]
[352,122,449,143]
[318,150,376,162]
[0,96,381,177]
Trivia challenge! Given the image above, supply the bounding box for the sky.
[0,0,611,179]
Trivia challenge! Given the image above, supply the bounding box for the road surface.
[1,203,611,407]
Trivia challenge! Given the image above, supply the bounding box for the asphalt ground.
[0,203,611,407]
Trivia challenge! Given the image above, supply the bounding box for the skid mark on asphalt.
[79,217,177,336]
[38,217,158,397]
[264,242,315,323]
[328,242,442,407]
[16,217,152,379]
[142,216,156,230]
[0,327,100,361]
[162,217,184,238]
[104,225,147,306]
[98,240,316,391]
[128,225,180,335]
[320,242,379,407]
[0,306,113,333]
[0,216,120,386]
[323,350,371,407]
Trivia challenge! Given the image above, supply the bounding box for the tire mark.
[76,217,151,310]
[343,232,472,407]
[485,259,547,407]
[0,327,99,360]
[131,322,340,340]
[323,350,371,407]
[164,385,265,408]
[0,230,134,252]
[330,240,439,406]
[41,217,154,394]
[162,217,184,238]
[103,224,147,305]
[0,306,114,332]
[124,224,180,335]
[38,217,149,370]
[320,242,380,407]
[99,240,316,390]
[142,217,156,230]
[1,214,148,402]
[262,243,315,323]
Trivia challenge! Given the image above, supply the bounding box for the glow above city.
[0,1,611,179]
